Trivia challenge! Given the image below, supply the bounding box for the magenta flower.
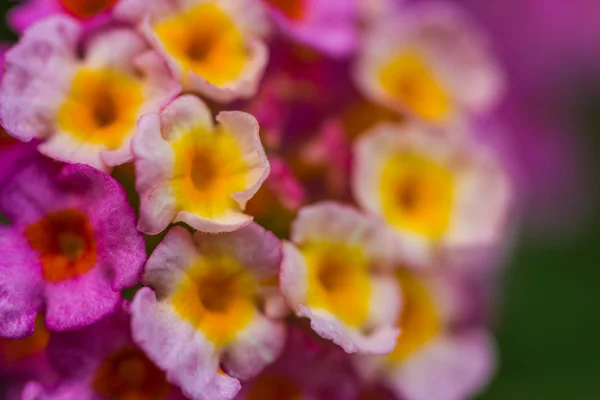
[8,0,119,33]
[263,0,359,58]
[235,326,356,400]
[130,223,286,400]
[0,156,145,338]
[22,308,187,400]
[0,16,180,171]
[0,315,57,388]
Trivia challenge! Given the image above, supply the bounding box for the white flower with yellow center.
[354,2,504,124]
[353,121,511,266]
[356,268,495,400]
[130,224,285,400]
[116,0,269,102]
[280,202,402,354]
[132,95,269,234]
[0,16,180,171]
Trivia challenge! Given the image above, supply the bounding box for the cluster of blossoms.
[0,0,514,399]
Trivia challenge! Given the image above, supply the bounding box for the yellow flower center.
[154,3,248,86]
[58,68,143,150]
[170,256,257,347]
[246,375,303,400]
[170,127,248,219]
[378,51,451,122]
[387,270,440,363]
[380,153,454,239]
[302,242,371,327]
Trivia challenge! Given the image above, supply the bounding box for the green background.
[1,2,598,399]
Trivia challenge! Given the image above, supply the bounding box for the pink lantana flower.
[0,156,145,338]
[354,2,504,124]
[353,120,512,267]
[0,16,180,171]
[280,202,402,354]
[130,223,286,400]
[22,308,187,400]
[116,0,269,102]
[8,0,119,33]
[236,326,356,400]
[132,95,269,235]
[355,267,496,400]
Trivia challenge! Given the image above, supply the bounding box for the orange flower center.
[263,0,306,21]
[93,346,170,400]
[59,0,118,19]
[24,209,96,282]
[0,315,49,364]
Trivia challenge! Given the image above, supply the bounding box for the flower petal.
[192,223,282,279]
[142,226,199,298]
[131,288,242,400]
[0,16,80,142]
[298,306,399,354]
[175,210,254,234]
[221,313,286,380]
[0,227,43,339]
[390,330,495,400]
[43,267,122,332]
[217,111,270,209]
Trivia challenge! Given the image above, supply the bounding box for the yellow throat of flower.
[302,242,372,328]
[58,68,143,150]
[378,51,451,122]
[170,255,257,348]
[380,152,455,239]
[387,270,440,363]
[170,126,248,219]
[154,3,248,86]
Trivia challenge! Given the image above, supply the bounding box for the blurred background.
[1,0,598,398]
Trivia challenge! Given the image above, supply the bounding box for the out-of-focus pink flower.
[281,202,401,354]
[246,156,305,239]
[22,308,187,400]
[0,16,180,171]
[352,120,512,267]
[132,95,269,235]
[355,267,496,400]
[358,0,404,26]
[236,326,356,400]
[354,1,504,125]
[261,157,305,212]
[450,0,600,230]
[130,224,286,400]
[0,315,56,386]
[8,0,119,33]
[250,40,355,147]
[263,0,358,58]
[297,120,353,201]
[0,157,145,338]
[116,0,269,102]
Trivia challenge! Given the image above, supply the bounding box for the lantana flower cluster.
[0,0,514,399]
